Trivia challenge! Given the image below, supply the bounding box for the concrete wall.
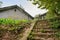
[0,8,32,20]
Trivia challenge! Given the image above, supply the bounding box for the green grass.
[0,18,29,25]
[0,18,30,31]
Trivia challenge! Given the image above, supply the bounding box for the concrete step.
[32,32,54,35]
[32,29,57,33]
[28,34,55,40]
[33,26,50,29]
[28,35,55,40]
[32,30,56,33]
[30,37,46,40]
[33,28,54,31]
[31,32,55,37]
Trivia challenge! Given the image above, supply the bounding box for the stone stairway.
[27,20,58,40]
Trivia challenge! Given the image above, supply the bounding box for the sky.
[0,0,47,17]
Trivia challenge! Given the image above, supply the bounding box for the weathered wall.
[0,8,32,20]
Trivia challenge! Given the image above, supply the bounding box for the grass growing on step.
[55,32,60,37]
[54,32,60,40]
[40,29,45,33]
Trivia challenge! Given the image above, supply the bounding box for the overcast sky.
[0,0,47,17]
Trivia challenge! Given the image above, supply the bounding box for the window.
[14,9,16,12]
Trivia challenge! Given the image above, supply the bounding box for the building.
[40,13,46,20]
[34,13,46,20]
[0,5,34,20]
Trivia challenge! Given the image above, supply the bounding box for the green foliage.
[0,18,20,25]
[0,18,29,25]
[45,12,57,19]
[28,35,32,39]
[49,17,60,29]
[30,0,60,19]
[0,18,29,31]
[31,0,60,12]
[20,19,29,23]
[29,0,60,29]
[8,25,23,31]
[55,32,60,37]
[40,29,45,33]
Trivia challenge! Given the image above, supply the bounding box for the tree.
[29,0,60,19]
[45,12,57,19]
[29,0,60,39]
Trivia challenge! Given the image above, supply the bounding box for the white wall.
[0,8,32,20]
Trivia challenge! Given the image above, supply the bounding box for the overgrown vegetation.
[0,18,31,40]
[0,18,29,31]
[55,32,60,37]
[49,17,60,38]
[0,18,29,25]
[49,17,60,29]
